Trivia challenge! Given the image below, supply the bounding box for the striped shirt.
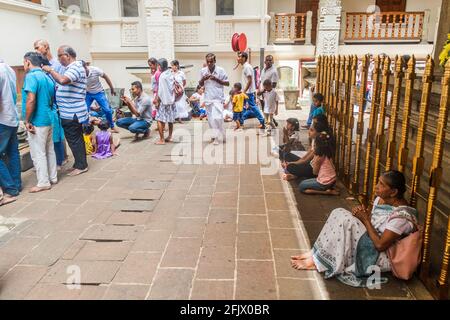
[56,61,88,123]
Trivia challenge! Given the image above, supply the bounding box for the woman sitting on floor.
[282,118,329,181]
[291,171,419,288]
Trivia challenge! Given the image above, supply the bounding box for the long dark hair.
[314,132,334,159]
[286,118,300,131]
[382,171,407,199]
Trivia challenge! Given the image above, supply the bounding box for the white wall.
[268,0,295,14]
[0,0,91,66]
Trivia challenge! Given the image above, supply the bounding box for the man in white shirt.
[238,52,265,130]
[0,58,21,202]
[199,53,230,145]
[259,55,280,127]
[82,61,118,133]
[155,58,177,145]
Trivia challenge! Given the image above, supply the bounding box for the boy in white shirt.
[262,80,279,136]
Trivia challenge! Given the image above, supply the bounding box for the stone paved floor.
[0,107,433,300]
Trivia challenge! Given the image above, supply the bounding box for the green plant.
[439,33,450,67]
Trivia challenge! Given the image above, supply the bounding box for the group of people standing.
[0,40,120,206]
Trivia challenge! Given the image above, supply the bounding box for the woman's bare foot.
[0,195,17,206]
[291,252,313,261]
[283,173,296,181]
[155,140,166,145]
[29,186,52,194]
[291,257,317,270]
[326,188,340,196]
[68,168,88,177]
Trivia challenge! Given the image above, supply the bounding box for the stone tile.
[160,238,202,268]
[135,181,170,190]
[321,278,368,300]
[215,182,239,193]
[216,175,239,184]
[191,280,234,300]
[59,190,94,205]
[105,212,150,226]
[61,241,87,260]
[74,242,132,261]
[81,225,143,241]
[168,180,192,190]
[103,284,149,300]
[0,266,48,299]
[132,230,171,252]
[172,172,196,181]
[130,190,165,200]
[278,278,320,300]
[302,221,325,242]
[208,208,237,224]
[14,199,59,219]
[238,215,269,232]
[265,193,290,211]
[0,236,42,257]
[211,193,238,208]
[148,269,194,300]
[188,185,214,196]
[41,260,121,285]
[113,252,160,284]
[239,184,264,196]
[179,201,211,218]
[270,228,308,250]
[197,246,235,280]
[144,214,178,231]
[173,218,207,238]
[273,249,316,279]
[204,223,237,247]
[21,232,78,266]
[239,196,266,215]
[77,178,108,191]
[0,201,33,217]
[263,179,285,193]
[111,200,157,212]
[365,275,414,300]
[236,260,277,300]
[218,168,240,176]
[240,174,262,185]
[192,176,217,186]
[40,203,80,221]
[26,284,107,300]
[0,251,24,278]
[268,211,298,229]
[237,233,272,260]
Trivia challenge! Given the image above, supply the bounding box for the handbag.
[386,215,423,280]
[174,81,184,102]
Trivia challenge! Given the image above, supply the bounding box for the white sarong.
[205,100,225,141]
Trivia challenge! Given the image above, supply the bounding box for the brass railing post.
[397,56,416,173]
[332,56,340,139]
[352,55,369,195]
[324,56,331,117]
[361,56,382,205]
[335,55,346,170]
[345,55,358,187]
[317,56,323,96]
[410,56,435,208]
[385,55,405,171]
[372,56,391,198]
[420,60,450,299]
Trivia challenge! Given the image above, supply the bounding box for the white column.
[143,0,175,61]
[316,0,342,56]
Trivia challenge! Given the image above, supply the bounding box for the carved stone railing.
[269,11,312,45]
[344,11,429,43]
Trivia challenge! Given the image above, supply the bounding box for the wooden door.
[376,0,406,12]
[296,0,319,45]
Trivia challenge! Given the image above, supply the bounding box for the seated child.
[189,85,204,118]
[303,93,325,129]
[276,118,304,161]
[82,123,95,156]
[282,119,330,181]
[232,83,248,130]
[262,79,280,136]
[298,132,339,196]
[92,120,119,160]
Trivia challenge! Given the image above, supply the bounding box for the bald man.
[34,40,66,75]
